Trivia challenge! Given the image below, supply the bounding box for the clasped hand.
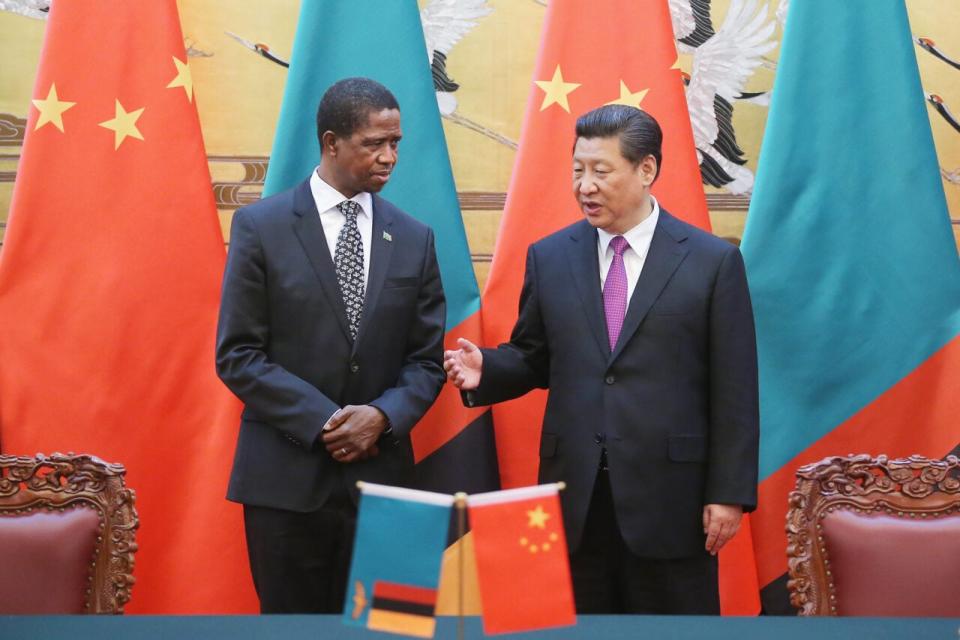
[320,405,385,463]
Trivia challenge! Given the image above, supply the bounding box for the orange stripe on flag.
[752,334,960,588]
[367,609,436,638]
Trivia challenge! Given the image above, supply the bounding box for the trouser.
[243,491,356,614]
[568,465,720,614]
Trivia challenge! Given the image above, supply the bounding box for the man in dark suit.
[445,105,759,614]
[216,78,446,613]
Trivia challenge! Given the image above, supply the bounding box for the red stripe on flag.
[719,514,760,615]
[411,312,488,463]
[373,581,438,606]
[752,335,960,588]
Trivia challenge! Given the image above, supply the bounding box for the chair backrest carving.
[0,453,139,613]
[786,454,960,616]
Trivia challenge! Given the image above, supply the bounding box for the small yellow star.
[99,100,145,150]
[605,80,649,109]
[32,83,76,132]
[671,56,683,70]
[527,505,551,529]
[534,65,580,112]
[166,56,193,102]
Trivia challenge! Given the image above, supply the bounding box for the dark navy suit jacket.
[467,209,759,558]
[216,178,446,511]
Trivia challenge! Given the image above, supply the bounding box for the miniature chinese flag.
[467,484,575,634]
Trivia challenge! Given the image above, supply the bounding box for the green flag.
[740,0,960,610]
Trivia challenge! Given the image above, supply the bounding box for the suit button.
[605,375,615,385]
[350,362,360,374]
[594,433,604,445]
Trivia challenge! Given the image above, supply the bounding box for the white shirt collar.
[309,167,373,219]
[597,195,660,255]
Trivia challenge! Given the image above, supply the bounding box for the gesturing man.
[445,105,759,614]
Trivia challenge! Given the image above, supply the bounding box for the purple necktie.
[603,235,629,351]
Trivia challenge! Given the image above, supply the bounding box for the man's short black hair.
[575,104,663,179]
[316,77,400,142]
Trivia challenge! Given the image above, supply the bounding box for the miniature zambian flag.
[343,483,453,638]
[467,484,576,635]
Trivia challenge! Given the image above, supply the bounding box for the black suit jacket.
[468,210,759,558]
[216,178,446,512]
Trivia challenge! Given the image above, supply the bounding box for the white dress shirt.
[597,196,660,303]
[309,168,373,284]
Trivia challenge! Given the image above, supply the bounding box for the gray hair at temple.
[574,104,663,180]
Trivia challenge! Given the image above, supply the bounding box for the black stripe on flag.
[371,597,434,617]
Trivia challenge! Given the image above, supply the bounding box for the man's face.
[324,108,402,197]
[572,135,655,234]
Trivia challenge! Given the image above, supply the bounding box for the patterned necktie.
[603,235,629,351]
[335,200,365,341]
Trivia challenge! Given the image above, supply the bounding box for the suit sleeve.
[367,229,446,437]
[215,207,340,448]
[466,244,550,407]
[705,246,760,510]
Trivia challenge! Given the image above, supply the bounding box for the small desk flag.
[344,483,454,638]
[467,484,576,634]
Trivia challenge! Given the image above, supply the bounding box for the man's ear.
[320,130,338,156]
[639,154,658,186]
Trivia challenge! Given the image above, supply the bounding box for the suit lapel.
[353,194,395,353]
[291,179,352,343]
[566,221,610,358]
[609,210,689,363]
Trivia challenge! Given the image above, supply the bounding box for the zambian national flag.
[740,0,960,613]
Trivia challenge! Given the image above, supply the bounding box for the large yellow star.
[32,83,76,132]
[166,56,193,102]
[534,65,580,113]
[605,80,649,109]
[527,505,551,529]
[99,100,145,150]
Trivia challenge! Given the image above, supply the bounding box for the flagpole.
[454,492,467,640]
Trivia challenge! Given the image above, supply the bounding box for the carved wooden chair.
[786,454,960,616]
[0,453,139,613]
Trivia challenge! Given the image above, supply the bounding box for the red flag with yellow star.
[480,0,759,616]
[467,484,575,634]
[0,0,256,612]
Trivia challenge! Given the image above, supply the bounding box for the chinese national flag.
[467,485,575,634]
[480,0,758,614]
[0,0,256,612]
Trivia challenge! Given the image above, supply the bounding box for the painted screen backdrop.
[2,1,958,255]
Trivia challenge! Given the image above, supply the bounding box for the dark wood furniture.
[786,454,960,616]
[0,453,139,613]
